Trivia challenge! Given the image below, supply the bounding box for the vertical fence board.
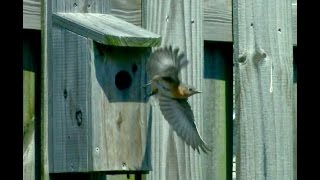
[143,0,204,179]
[110,0,142,26]
[203,0,232,42]
[233,0,294,179]
[42,0,51,179]
[293,47,297,180]
[23,0,41,30]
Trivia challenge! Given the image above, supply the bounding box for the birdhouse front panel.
[89,42,152,171]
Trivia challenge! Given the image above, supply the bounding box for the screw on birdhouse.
[278,28,281,33]
[165,15,169,22]
[88,3,91,8]
[73,3,77,8]
[63,89,68,99]
[191,19,195,24]
[95,147,100,153]
[75,109,82,126]
[122,162,127,170]
[250,23,254,28]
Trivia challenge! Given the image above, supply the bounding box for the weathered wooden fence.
[233,0,295,180]
[143,0,206,179]
[23,0,297,179]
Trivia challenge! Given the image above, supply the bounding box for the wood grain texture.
[233,0,294,179]
[23,133,35,180]
[203,0,232,42]
[42,0,51,179]
[50,27,90,173]
[110,0,142,27]
[293,47,297,180]
[293,82,297,180]
[52,0,143,32]
[292,4,297,46]
[52,0,111,13]
[23,0,41,29]
[143,0,205,179]
[53,13,161,47]
[89,41,152,171]
[203,0,297,45]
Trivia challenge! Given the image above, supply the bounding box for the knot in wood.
[76,109,82,126]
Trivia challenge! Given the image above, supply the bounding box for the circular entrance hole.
[115,71,132,90]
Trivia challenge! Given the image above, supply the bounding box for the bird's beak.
[195,90,202,94]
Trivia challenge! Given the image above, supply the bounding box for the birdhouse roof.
[53,13,161,47]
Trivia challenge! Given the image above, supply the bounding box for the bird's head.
[179,84,201,98]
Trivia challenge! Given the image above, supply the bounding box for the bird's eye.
[188,88,193,91]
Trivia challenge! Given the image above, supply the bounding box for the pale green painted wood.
[233,0,294,179]
[23,35,36,180]
[52,13,161,47]
[202,44,229,180]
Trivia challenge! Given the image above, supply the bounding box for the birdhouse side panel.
[88,42,152,171]
[49,26,90,173]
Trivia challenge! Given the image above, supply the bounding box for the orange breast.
[170,86,188,99]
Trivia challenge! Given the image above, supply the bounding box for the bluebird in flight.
[145,46,211,154]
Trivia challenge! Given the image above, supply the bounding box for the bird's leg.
[144,91,156,98]
[144,89,158,99]
[142,75,162,88]
[143,75,162,99]
[142,81,152,88]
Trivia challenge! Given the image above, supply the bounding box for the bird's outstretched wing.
[146,46,189,84]
[158,95,212,154]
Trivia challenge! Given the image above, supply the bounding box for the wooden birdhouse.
[48,12,161,173]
